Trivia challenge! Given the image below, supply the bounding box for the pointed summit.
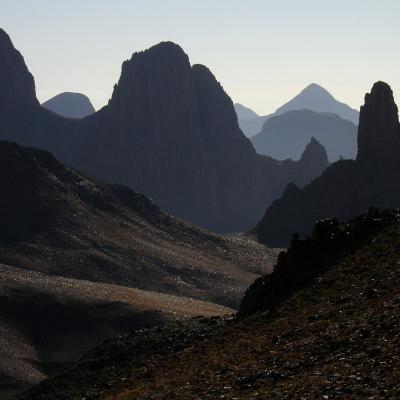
[357,81,400,169]
[0,28,38,110]
[275,83,359,124]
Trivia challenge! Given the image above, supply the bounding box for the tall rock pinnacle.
[357,81,400,170]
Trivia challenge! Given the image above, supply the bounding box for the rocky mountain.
[20,209,400,399]
[0,28,329,233]
[257,81,400,247]
[251,109,357,162]
[275,83,359,124]
[0,140,280,398]
[41,92,95,118]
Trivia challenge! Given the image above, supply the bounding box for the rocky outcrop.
[42,92,95,118]
[257,81,400,247]
[240,208,395,319]
[251,109,357,162]
[0,32,329,233]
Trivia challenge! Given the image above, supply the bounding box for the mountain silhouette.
[251,109,357,162]
[257,81,400,247]
[42,92,95,118]
[275,83,359,124]
[0,29,329,233]
[235,84,359,142]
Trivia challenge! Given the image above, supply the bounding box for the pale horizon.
[2,0,400,115]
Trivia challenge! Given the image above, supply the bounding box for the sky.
[2,0,400,115]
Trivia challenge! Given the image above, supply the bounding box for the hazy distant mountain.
[234,103,269,137]
[234,103,259,119]
[42,92,95,118]
[235,84,359,138]
[0,28,330,233]
[257,81,400,247]
[251,110,357,162]
[275,83,359,124]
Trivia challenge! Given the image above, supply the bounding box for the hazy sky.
[2,0,400,114]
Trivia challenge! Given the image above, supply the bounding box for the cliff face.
[0,32,329,233]
[0,28,38,110]
[257,81,400,247]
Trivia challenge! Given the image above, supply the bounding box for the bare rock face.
[0,29,38,110]
[257,81,400,247]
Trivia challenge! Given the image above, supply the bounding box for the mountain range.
[251,109,357,162]
[257,81,400,247]
[41,92,95,118]
[235,83,359,138]
[0,28,329,233]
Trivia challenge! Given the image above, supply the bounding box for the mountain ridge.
[0,29,329,233]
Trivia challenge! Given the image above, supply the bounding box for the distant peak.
[300,83,334,97]
[300,136,329,165]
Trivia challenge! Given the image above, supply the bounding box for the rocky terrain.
[0,141,278,308]
[41,92,95,118]
[0,140,279,397]
[0,28,329,233]
[257,81,400,247]
[0,264,231,399]
[251,109,357,162]
[19,209,400,399]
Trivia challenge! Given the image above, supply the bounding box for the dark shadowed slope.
[257,81,400,247]
[0,141,278,308]
[20,210,400,400]
[0,29,329,233]
[41,92,95,118]
[275,83,359,124]
[251,109,357,162]
[0,139,277,398]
